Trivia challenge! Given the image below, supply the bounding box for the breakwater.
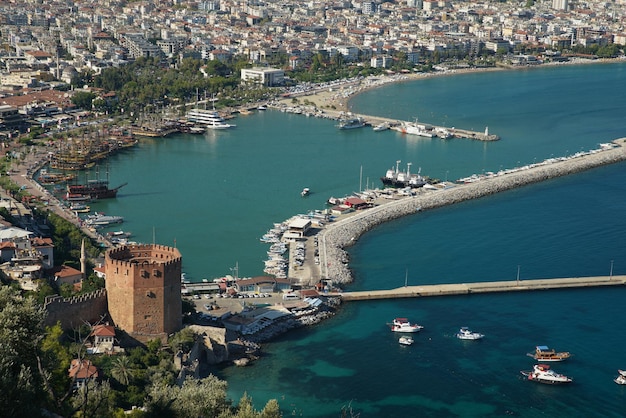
[320,139,626,285]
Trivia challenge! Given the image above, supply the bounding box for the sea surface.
[83,62,626,416]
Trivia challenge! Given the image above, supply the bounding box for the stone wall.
[44,288,108,329]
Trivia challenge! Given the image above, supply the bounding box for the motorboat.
[527,345,571,362]
[373,122,390,132]
[615,373,626,385]
[85,213,124,227]
[301,188,310,197]
[520,364,572,384]
[390,318,424,333]
[456,327,484,340]
[398,336,414,346]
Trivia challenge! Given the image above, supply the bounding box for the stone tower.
[105,244,182,343]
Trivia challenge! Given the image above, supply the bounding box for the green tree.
[111,355,134,386]
[0,287,47,417]
[72,91,97,110]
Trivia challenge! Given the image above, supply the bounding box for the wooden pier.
[337,275,626,301]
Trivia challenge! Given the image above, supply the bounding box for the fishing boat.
[456,327,484,340]
[390,318,424,333]
[398,336,414,346]
[527,346,571,362]
[520,364,572,385]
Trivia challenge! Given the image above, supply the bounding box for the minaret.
[80,238,86,279]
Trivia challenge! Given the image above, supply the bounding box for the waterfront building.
[105,244,182,343]
[240,67,285,87]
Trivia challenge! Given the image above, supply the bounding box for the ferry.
[390,318,424,333]
[520,364,572,385]
[527,345,571,362]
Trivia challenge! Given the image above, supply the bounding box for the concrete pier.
[313,139,626,286]
[337,275,626,301]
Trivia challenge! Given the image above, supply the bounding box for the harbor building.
[105,244,182,343]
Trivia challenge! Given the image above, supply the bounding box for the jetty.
[337,275,626,301]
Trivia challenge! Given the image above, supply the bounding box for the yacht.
[520,364,572,384]
[390,318,424,333]
[186,109,235,130]
[456,327,484,340]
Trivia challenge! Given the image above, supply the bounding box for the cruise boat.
[398,336,414,346]
[337,117,366,130]
[527,345,571,362]
[520,364,572,385]
[186,109,235,130]
[456,327,484,340]
[390,318,424,333]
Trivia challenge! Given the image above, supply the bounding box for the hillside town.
[1,0,626,416]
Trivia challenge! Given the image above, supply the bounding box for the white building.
[240,67,284,86]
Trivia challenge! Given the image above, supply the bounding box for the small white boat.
[373,122,390,132]
[618,369,626,377]
[521,364,572,385]
[398,336,414,346]
[390,318,424,333]
[456,327,484,340]
[301,188,310,197]
[615,374,626,385]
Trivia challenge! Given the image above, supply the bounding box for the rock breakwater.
[320,139,626,285]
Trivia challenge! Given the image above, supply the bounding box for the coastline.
[278,57,625,116]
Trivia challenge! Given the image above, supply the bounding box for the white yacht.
[456,327,485,340]
[390,318,424,333]
[186,109,235,130]
[520,364,572,385]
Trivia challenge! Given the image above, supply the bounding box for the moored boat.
[456,327,484,340]
[521,364,572,384]
[69,203,91,213]
[337,117,366,130]
[186,109,235,129]
[373,122,390,132]
[390,317,424,333]
[527,345,571,362]
[398,336,414,346]
[380,161,427,188]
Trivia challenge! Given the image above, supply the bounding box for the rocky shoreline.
[320,139,626,285]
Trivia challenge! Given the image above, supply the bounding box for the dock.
[337,275,626,301]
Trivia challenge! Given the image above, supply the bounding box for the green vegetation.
[0,287,282,417]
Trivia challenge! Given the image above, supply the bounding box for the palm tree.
[110,355,133,386]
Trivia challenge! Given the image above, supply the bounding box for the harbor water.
[87,63,626,416]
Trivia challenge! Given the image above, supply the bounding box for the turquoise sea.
[88,63,626,416]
